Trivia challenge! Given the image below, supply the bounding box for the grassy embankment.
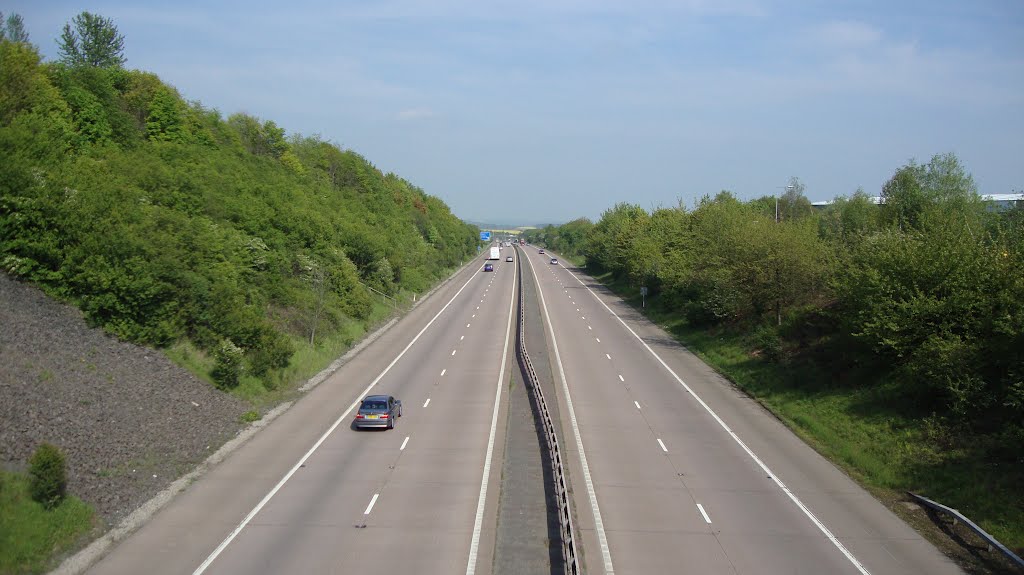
[564,255,1022,570]
[0,472,95,575]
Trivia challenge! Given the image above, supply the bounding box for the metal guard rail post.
[516,249,580,575]
[907,492,1024,570]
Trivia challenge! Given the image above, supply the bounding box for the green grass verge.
[591,271,1024,559]
[0,471,95,575]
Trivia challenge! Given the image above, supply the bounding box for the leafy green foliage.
[0,38,478,394]
[57,12,125,68]
[211,339,244,389]
[0,12,30,43]
[540,157,1022,438]
[28,443,67,510]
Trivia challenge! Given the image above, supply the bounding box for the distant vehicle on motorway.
[550,258,558,265]
[538,249,545,254]
[483,263,494,272]
[506,256,513,262]
[354,394,402,429]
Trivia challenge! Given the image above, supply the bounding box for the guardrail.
[907,492,1024,570]
[515,248,581,575]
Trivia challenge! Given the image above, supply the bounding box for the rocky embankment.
[0,273,248,526]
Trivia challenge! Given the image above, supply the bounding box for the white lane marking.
[477,306,480,310]
[596,338,601,343]
[588,325,592,330]
[606,354,611,360]
[618,374,625,382]
[452,349,457,356]
[634,401,641,410]
[561,267,871,575]
[467,323,471,328]
[466,251,518,575]
[582,316,586,320]
[697,504,712,524]
[461,335,465,341]
[657,438,668,452]
[400,436,410,451]
[423,398,431,408]
[472,314,476,318]
[441,369,447,376]
[364,493,379,515]
[521,252,614,573]
[576,308,580,311]
[192,264,482,575]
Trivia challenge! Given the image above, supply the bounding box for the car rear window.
[361,401,387,410]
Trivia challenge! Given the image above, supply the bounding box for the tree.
[0,12,30,43]
[57,12,125,68]
[778,176,812,221]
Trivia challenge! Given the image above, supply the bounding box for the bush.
[28,443,67,510]
[211,338,243,389]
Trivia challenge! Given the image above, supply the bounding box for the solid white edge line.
[423,398,431,408]
[697,503,712,524]
[400,436,410,451]
[522,252,615,574]
[465,252,518,575]
[364,493,379,515]
[657,438,668,452]
[191,265,483,575]
[561,266,871,575]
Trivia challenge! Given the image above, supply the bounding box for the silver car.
[354,394,403,429]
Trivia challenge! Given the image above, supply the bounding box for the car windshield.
[361,401,387,411]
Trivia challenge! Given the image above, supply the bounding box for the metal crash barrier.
[516,249,581,575]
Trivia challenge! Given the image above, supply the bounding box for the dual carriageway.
[83,244,960,575]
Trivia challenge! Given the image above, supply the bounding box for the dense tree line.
[0,20,478,388]
[525,157,1023,446]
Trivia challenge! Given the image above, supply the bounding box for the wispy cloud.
[396,107,438,121]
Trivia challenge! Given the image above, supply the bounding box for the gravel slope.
[0,273,248,527]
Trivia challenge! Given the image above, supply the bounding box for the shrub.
[211,338,243,389]
[28,442,67,509]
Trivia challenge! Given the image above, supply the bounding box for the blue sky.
[7,0,1023,223]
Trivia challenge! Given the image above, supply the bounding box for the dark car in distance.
[354,394,403,429]
[483,263,494,272]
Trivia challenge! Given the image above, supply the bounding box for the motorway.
[520,246,962,574]
[86,250,519,575]
[82,242,964,575]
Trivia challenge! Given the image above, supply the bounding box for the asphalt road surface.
[520,247,963,575]
[86,250,518,575]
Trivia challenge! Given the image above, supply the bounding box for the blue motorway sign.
[480,231,491,241]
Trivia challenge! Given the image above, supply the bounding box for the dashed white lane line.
[466,323,471,327]
[364,493,380,515]
[400,436,410,451]
[561,266,871,575]
[441,369,447,376]
[618,374,625,382]
[423,398,431,408]
[452,349,457,356]
[697,504,712,524]
[606,354,611,360]
[192,262,482,575]
[596,338,601,343]
[461,335,465,341]
[634,401,641,410]
[588,326,592,330]
[657,439,668,452]
[476,306,480,310]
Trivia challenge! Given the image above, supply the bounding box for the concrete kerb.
[50,258,481,575]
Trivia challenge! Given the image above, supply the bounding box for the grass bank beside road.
[586,268,1023,574]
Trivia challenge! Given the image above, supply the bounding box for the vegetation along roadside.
[0,10,481,574]
[524,161,1023,573]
